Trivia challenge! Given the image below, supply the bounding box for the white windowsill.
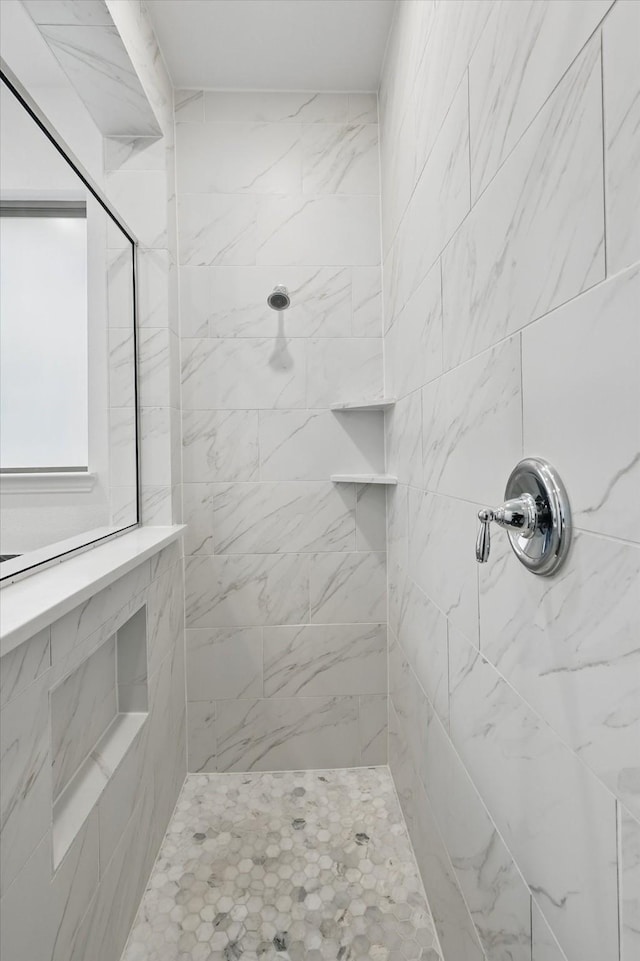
[0,471,97,493]
[0,525,185,658]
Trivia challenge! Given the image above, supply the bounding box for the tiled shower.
[0,2,638,961]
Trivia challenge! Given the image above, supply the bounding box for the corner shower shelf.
[331,473,398,485]
[331,397,396,412]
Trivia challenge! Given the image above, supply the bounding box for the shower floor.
[121,767,443,961]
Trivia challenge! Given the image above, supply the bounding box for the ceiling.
[145,0,396,92]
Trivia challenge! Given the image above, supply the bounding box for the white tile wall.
[381,2,640,959]
[177,91,386,772]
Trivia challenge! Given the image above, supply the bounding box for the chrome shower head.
[267,285,290,310]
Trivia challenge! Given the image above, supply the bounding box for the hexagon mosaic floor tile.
[121,767,443,961]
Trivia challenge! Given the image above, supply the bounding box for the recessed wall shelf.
[331,397,396,411]
[331,473,398,485]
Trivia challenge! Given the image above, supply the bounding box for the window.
[0,203,89,471]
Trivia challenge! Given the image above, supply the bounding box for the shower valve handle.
[475,494,537,564]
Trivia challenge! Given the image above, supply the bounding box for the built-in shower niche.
[51,606,148,869]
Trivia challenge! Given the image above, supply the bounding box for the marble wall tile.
[181,483,215,556]
[108,328,135,408]
[146,565,184,678]
[425,709,532,961]
[206,265,352,338]
[423,334,523,504]
[355,483,386,552]
[531,901,570,961]
[470,0,613,198]
[0,832,54,961]
[182,409,259,482]
[137,247,171,329]
[215,696,361,772]
[177,121,302,194]
[0,672,52,897]
[256,195,381,267]
[359,694,387,765]
[49,561,150,666]
[185,553,310,629]
[449,630,619,961]
[138,328,170,407]
[178,266,210,336]
[181,337,307,410]
[210,481,356,554]
[621,807,640,961]
[187,699,217,773]
[386,390,423,489]
[480,530,640,817]
[384,260,442,399]
[0,626,50,709]
[174,89,203,122]
[178,193,260,266]
[51,636,117,799]
[301,123,379,194]
[442,37,605,367]
[104,135,165,172]
[392,80,470,311]
[259,409,385,480]
[411,0,493,178]
[396,574,449,726]
[37,24,161,137]
[348,93,377,124]
[186,628,263,702]
[203,91,349,124]
[25,0,113,26]
[139,406,172,486]
[109,406,137,488]
[380,103,416,257]
[306,337,383,407]
[603,0,640,274]
[408,489,479,643]
[309,552,387,624]
[105,169,167,247]
[96,728,147,872]
[351,266,382,337]
[389,702,485,961]
[51,808,101,961]
[263,623,386,698]
[523,263,640,542]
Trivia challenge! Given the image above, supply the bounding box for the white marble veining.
[523,264,640,541]
[263,623,386,698]
[442,37,605,368]
[210,481,356,555]
[215,696,361,772]
[385,391,423,489]
[480,530,640,818]
[51,636,117,799]
[395,575,448,726]
[621,807,640,960]
[178,193,260,266]
[384,260,442,400]
[182,409,259,483]
[259,409,385,481]
[205,266,353,338]
[603,0,640,274]
[531,901,569,961]
[389,702,486,961]
[469,0,613,198]
[310,552,387,624]
[0,626,50,709]
[185,553,310,630]
[203,91,350,124]
[181,337,306,410]
[407,489,479,644]
[186,628,263,702]
[449,631,619,961]
[352,266,383,337]
[31,21,161,136]
[422,335,522,505]
[425,708,532,961]
[302,123,379,194]
[306,337,382,408]
[177,121,303,195]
